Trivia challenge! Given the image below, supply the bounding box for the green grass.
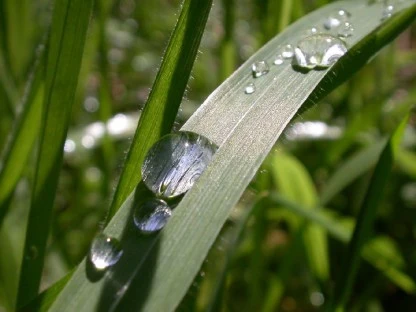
[0,0,415,311]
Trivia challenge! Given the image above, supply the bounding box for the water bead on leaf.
[251,61,270,78]
[244,83,256,94]
[280,44,294,59]
[89,234,123,271]
[141,131,218,199]
[293,34,348,70]
[134,199,172,234]
[323,9,351,30]
[338,22,354,38]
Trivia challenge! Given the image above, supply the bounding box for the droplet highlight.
[134,199,172,234]
[251,61,269,78]
[381,4,394,20]
[323,9,351,30]
[293,34,348,70]
[245,83,256,94]
[89,234,123,271]
[280,44,294,59]
[142,131,218,198]
[273,55,284,65]
[337,22,354,38]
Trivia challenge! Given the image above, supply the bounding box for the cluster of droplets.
[89,131,217,271]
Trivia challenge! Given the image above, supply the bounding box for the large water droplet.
[134,199,172,234]
[293,34,348,70]
[323,9,351,30]
[251,61,269,78]
[142,131,218,198]
[89,234,123,271]
[337,22,354,38]
[245,83,256,94]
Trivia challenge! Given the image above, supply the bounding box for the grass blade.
[325,116,408,311]
[49,1,416,311]
[0,46,44,226]
[16,0,94,306]
[106,0,213,221]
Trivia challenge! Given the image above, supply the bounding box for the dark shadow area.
[96,183,161,311]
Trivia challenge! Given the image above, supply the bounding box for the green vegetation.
[0,0,415,311]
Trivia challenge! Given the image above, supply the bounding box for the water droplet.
[89,234,123,271]
[280,44,294,59]
[310,291,325,306]
[134,199,172,234]
[293,34,348,70]
[305,26,320,36]
[64,139,76,153]
[337,22,354,38]
[142,131,218,198]
[273,55,284,65]
[323,9,351,30]
[81,134,96,149]
[381,4,394,20]
[244,83,256,94]
[251,61,269,78]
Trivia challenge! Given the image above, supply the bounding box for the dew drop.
[142,131,218,198]
[323,9,351,30]
[305,26,320,36]
[244,83,256,94]
[280,44,294,59]
[89,234,123,271]
[293,34,348,70]
[134,199,172,234]
[251,61,269,78]
[273,55,284,65]
[381,4,395,20]
[337,22,354,38]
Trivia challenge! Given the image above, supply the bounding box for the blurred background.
[0,0,415,311]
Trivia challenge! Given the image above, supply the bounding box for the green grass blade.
[268,193,416,294]
[319,140,386,206]
[0,46,45,226]
[106,0,213,221]
[16,0,94,306]
[325,116,408,312]
[49,1,416,311]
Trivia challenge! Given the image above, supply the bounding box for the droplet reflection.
[141,131,218,199]
[89,234,123,271]
[134,199,172,234]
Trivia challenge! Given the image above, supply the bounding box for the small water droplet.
[142,131,218,198]
[293,34,348,70]
[305,26,320,36]
[89,234,123,271]
[337,22,354,38]
[273,55,284,65]
[310,291,325,306]
[381,4,394,20]
[134,199,172,234]
[280,44,294,59]
[323,9,351,30]
[244,83,256,94]
[64,139,76,153]
[251,61,269,78]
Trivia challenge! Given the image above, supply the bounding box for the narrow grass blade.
[106,0,213,221]
[16,0,94,306]
[268,193,416,294]
[325,117,408,311]
[319,140,386,206]
[49,1,416,311]
[0,46,45,226]
[269,151,329,282]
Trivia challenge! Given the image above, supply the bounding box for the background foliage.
[0,0,415,311]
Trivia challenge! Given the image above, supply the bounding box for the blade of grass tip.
[325,116,409,312]
[106,0,214,223]
[16,0,94,307]
[50,2,416,311]
[0,45,45,226]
